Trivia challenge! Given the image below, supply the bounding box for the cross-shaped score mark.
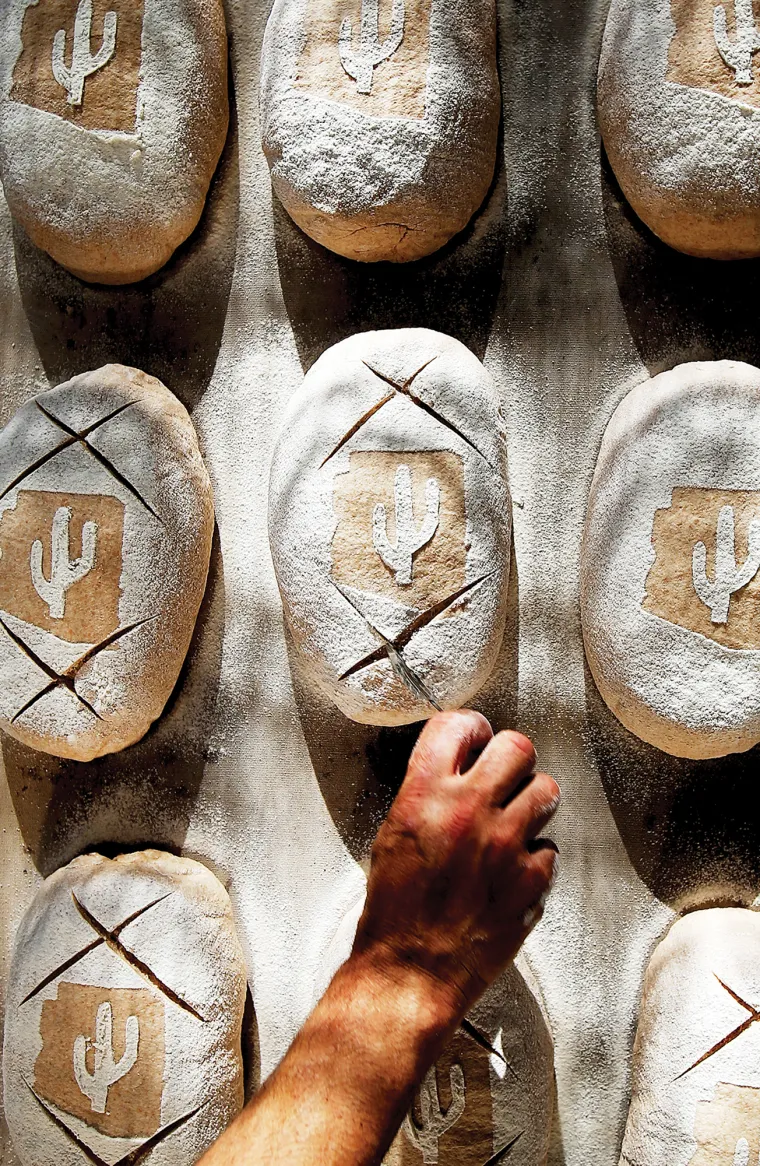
[677,975,760,1079]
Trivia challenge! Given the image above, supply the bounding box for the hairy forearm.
[198,950,461,1166]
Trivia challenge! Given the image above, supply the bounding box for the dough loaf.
[260,0,500,262]
[0,0,229,283]
[599,0,760,258]
[620,908,760,1166]
[0,364,214,760]
[582,360,760,758]
[269,329,512,725]
[3,850,247,1166]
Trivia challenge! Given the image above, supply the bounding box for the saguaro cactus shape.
[713,0,760,84]
[692,504,760,624]
[30,506,98,620]
[73,1002,140,1114]
[733,1138,751,1166]
[403,1063,466,1164]
[339,0,405,94]
[373,464,440,586]
[52,0,118,108]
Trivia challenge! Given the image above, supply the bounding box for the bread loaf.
[3,850,247,1166]
[269,329,511,725]
[260,0,500,262]
[598,0,760,258]
[0,0,229,283]
[620,909,760,1166]
[385,966,554,1166]
[0,364,214,760]
[581,360,760,758]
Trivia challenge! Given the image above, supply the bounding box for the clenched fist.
[353,710,560,1018]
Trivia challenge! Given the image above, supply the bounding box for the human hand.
[352,710,560,1023]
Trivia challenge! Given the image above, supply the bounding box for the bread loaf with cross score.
[0,364,214,760]
[3,849,247,1166]
[619,908,760,1166]
[268,329,512,725]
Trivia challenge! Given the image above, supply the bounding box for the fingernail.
[550,853,560,888]
[508,732,536,761]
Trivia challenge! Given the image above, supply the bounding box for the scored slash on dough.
[25,1082,204,1166]
[2,614,159,726]
[674,974,760,1080]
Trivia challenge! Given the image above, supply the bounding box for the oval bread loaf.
[581,360,760,759]
[269,329,511,726]
[0,0,229,284]
[260,0,500,262]
[619,909,760,1166]
[598,0,760,258]
[3,849,247,1166]
[0,364,214,761]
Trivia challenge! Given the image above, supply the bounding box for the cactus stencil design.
[73,1002,139,1114]
[403,1062,466,1164]
[30,506,98,620]
[734,1138,751,1166]
[373,464,440,586]
[692,504,760,623]
[714,0,760,84]
[339,0,405,94]
[52,0,118,107]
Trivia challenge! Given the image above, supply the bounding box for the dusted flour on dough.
[0,0,229,283]
[260,0,500,262]
[598,0,760,258]
[0,364,214,760]
[620,908,760,1166]
[581,360,760,759]
[3,850,247,1166]
[269,329,511,725]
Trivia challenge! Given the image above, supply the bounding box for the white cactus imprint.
[714,0,760,85]
[403,1062,466,1164]
[373,464,440,586]
[52,0,118,108]
[339,0,405,95]
[692,504,760,624]
[73,1002,139,1114]
[733,1137,756,1166]
[30,506,98,620]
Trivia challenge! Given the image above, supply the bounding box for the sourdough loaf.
[620,909,760,1166]
[260,0,500,262]
[3,850,247,1166]
[0,0,229,283]
[599,0,760,258]
[269,329,511,725]
[581,361,760,758]
[0,364,214,760]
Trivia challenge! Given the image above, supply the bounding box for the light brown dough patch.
[691,1083,760,1165]
[644,487,760,650]
[331,450,466,609]
[34,982,165,1140]
[0,489,124,644]
[667,0,760,108]
[10,0,145,133]
[296,0,431,118]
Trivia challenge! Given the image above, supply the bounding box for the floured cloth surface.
[3,0,759,1162]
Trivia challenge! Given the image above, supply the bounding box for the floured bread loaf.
[385,965,554,1166]
[0,364,214,760]
[3,850,246,1166]
[620,908,760,1166]
[599,0,760,258]
[0,0,228,283]
[581,360,760,759]
[260,0,500,262]
[269,329,511,725]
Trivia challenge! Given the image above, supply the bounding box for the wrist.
[338,941,465,1060]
